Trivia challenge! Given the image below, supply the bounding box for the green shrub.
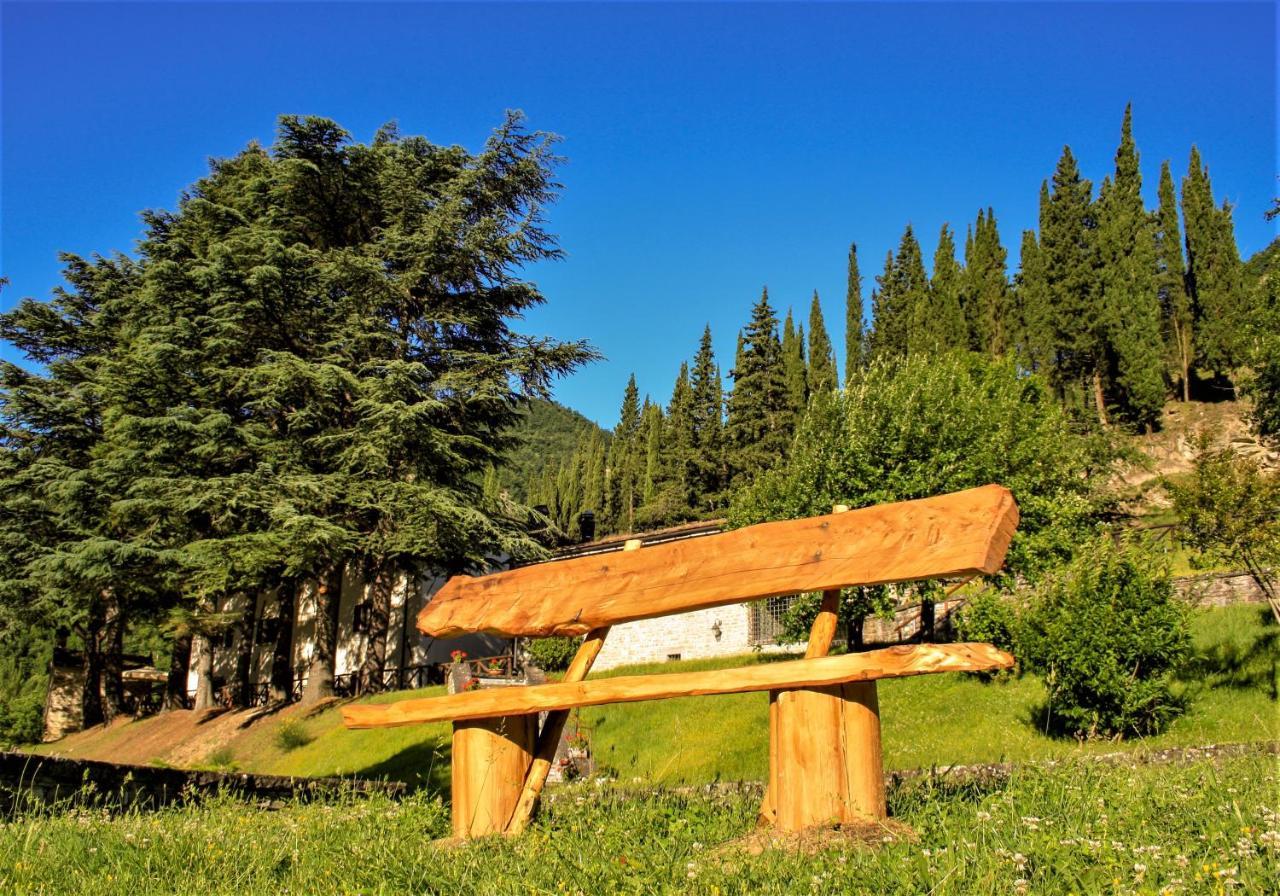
[204,747,239,771]
[0,689,44,748]
[953,590,1021,655]
[1019,538,1191,739]
[525,636,579,672]
[274,719,312,752]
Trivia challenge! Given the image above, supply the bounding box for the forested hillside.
[489,399,607,503]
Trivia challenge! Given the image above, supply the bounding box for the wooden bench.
[342,484,1020,839]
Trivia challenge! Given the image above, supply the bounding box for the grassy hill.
[27,605,1277,791]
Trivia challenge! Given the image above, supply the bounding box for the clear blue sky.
[2,2,1275,427]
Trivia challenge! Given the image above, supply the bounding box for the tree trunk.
[358,559,394,694]
[163,633,192,711]
[269,579,298,703]
[100,591,125,723]
[1174,318,1192,403]
[1092,368,1109,428]
[231,593,257,707]
[192,633,215,711]
[81,616,105,729]
[918,597,936,642]
[847,613,865,652]
[302,564,344,705]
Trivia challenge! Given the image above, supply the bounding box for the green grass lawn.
[250,605,1277,792]
[28,605,1276,795]
[581,603,1278,785]
[2,752,1275,895]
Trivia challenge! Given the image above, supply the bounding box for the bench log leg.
[451,715,536,839]
[769,681,885,832]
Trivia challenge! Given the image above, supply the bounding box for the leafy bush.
[274,719,313,752]
[1167,441,1279,611]
[953,590,1021,655]
[524,636,579,672]
[730,354,1123,641]
[732,353,1122,583]
[0,689,44,748]
[1018,538,1191,738]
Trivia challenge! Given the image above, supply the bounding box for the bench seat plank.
[341,643,1014,729]
[418,485,1018,638]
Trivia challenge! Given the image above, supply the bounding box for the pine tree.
[726,288,789,489]
[689,326,725,512]
[910,224,967,354]
[781,309,808,425]
[1094,105,1165,429]
[1183,146,1247,376]
[1156,160,1193,401]
[806,290,838,393]
[844,242,864,381]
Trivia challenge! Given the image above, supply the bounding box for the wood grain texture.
[341,643,1015,728]
[769,682,885,831]
[417,485,1019,638]
[761,504,849,826]
[451,715,536,839]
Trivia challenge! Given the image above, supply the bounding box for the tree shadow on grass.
[352,735,452,800]
[1179,608,1278,700]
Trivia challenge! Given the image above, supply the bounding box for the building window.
[352,602,371,634]
[749,595,800,646]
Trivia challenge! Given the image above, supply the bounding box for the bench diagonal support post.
[503,537,640,836]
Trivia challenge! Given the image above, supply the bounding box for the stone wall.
[1174,570,1272,607]
[592,604,763,671]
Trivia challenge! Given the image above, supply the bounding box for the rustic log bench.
[343,484,1020,839]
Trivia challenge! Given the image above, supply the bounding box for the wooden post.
[760,504,849,826]
[451,714,536,839]
[769,681,885,832]
[503,537,642,836]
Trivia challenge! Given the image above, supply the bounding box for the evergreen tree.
[910,224,968,354]
[964,208,1011,354]
[844,243,864,381]
[1094,104,1165,429]
[1183,146,1247,376]
[781,309,808,424]
[659,362,695,513]
[806,291,838,394]
[869,226,927,360]
[1014,226,1054,372]
[1156,160,1193,401]
[726,289,789,489]
[1040,146,1106,422]
[689,326,725,512]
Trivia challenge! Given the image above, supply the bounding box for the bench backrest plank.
[418,484,1018,638]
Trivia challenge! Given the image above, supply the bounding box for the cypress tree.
[870,226,926,361]
[965,208,1011,355]
[781,309,808,424]
[806,290,838,394]
[1041,146,1105,422]
[727,288,789,489]
[1095,104,1165,429]
[1183,146,1247,376]
[689,326,725,512]
[844,243,864,381]
[1014,227,1053,372]
[910,224,968,354]
[661,362,695,513]
[1156,160,1193,401]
